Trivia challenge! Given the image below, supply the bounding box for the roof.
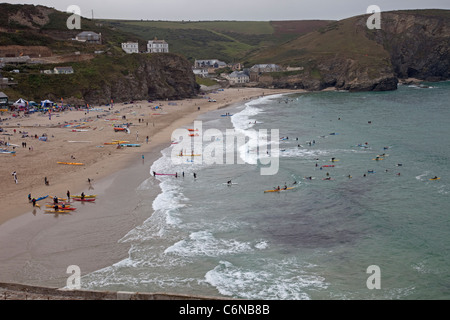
[0,92,8,99]
[54,66,74,71]
[251,64,280,69]
[77,31,100,36]
[229,71,248,78]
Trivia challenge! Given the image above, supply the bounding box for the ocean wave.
[204,259,327,300]
[164,231,254,257]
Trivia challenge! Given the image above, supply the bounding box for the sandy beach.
[0,87,305,288]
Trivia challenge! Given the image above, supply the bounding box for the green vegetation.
[196,76,218,87]
[4,54,151,101]
[99,20,318,63]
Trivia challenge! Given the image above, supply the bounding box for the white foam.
[204,259,327,300]
[164,231,253,257]
[230,94,285,165]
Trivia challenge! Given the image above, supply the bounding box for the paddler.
[81,192,85,200]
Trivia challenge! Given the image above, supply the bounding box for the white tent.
[41,100,53,107]
[13,98,28,107]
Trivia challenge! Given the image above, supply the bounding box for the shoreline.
[0,87,307,288]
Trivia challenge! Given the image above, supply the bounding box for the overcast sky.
[5,0,450,21]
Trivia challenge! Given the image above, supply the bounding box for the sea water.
[82,82,450,299]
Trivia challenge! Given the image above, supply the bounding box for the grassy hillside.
[0,3,147,55]
[101,20,332,63]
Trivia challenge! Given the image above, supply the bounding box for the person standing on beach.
[11,171,17,183]
[67,190,71,202]
[146,136,149,144]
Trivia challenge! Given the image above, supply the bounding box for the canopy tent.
[13,98,28,107]
[28,101,39,107]
[41,100,54,107]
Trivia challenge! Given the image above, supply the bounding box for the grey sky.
[5,0,450,21]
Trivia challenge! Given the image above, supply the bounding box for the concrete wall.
[0,282,229,300]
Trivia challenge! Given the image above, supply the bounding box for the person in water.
[227,180,232,185]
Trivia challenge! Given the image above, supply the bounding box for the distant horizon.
[3,1,450,21]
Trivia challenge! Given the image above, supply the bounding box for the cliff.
[369,10,450,81]
[249,10,450,92]
[6,53,200,105]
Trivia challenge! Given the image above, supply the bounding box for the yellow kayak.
[430,177,441,181]
[71,194,96,198]
[264,187,295,193]
[57,162,84,166]
[44,210,72,214]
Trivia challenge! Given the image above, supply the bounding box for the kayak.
[73,198,96,202]
[178,154,201,157]
[36,195,49,202]
[154,173,177,176]
[221,114,233,117]
[120,144,141,147]
[57,162,84,165]
[330,159,340,162]
[51,197,67,201]
[322,165,335,168]
[372,158,384,161]
[71,195,96,198]
[264,187,295,193]
[430,177,441,181]
[188,129,198,132]
[44,210,72,214]
[45,205,76,211]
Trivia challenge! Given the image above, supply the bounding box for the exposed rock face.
[369,11,450,81]
[80,54,200,105]
[254,10,449,91]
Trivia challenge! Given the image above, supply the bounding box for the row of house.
[193,60,285,85]
[40,67,75,75]
[121,38,169,54]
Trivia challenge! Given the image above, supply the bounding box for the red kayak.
[73,198,96,202]
[322,165,335,168]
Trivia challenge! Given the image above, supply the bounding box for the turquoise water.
[83,82,450,299]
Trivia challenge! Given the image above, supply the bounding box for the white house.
[54,66,74,74]
[224,71,250,85]
[147,38,169,53]
[192,68,209,78]
[75,31,102,44]
[250,64,282,73]
[121,42,139,54]
[195,59,227,69]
